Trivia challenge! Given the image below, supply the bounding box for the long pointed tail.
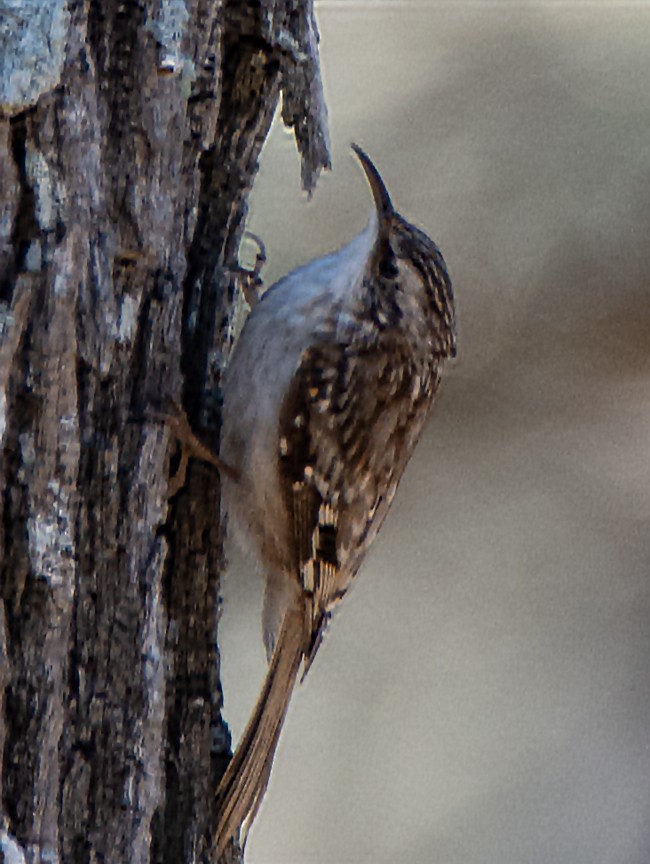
[214,599,307,859]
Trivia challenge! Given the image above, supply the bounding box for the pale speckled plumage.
[215,145,455,858]
[221,219,379,575]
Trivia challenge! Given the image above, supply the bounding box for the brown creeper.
[215,144,456,856]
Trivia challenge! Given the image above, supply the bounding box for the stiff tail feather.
[214,600,307,859]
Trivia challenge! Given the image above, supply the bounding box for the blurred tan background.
[219,2,650,862]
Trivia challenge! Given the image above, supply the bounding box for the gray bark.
[0,2,330,862]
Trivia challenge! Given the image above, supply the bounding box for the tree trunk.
[0,2,329,862]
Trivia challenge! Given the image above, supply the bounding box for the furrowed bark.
[0,1,330,862]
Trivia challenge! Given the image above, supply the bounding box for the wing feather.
[278,331,440,669]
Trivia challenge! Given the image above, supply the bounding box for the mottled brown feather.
[214,145,456,857]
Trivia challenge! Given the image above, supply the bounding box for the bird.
[214,143,456,857]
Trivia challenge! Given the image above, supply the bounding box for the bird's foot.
[155,399,239,497]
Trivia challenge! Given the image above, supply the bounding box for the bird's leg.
[155,399,239,497]
[238,232,267,308]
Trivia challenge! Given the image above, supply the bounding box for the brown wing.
[278,335,440,670]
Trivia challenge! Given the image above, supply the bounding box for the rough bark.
[0,1,330,862]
